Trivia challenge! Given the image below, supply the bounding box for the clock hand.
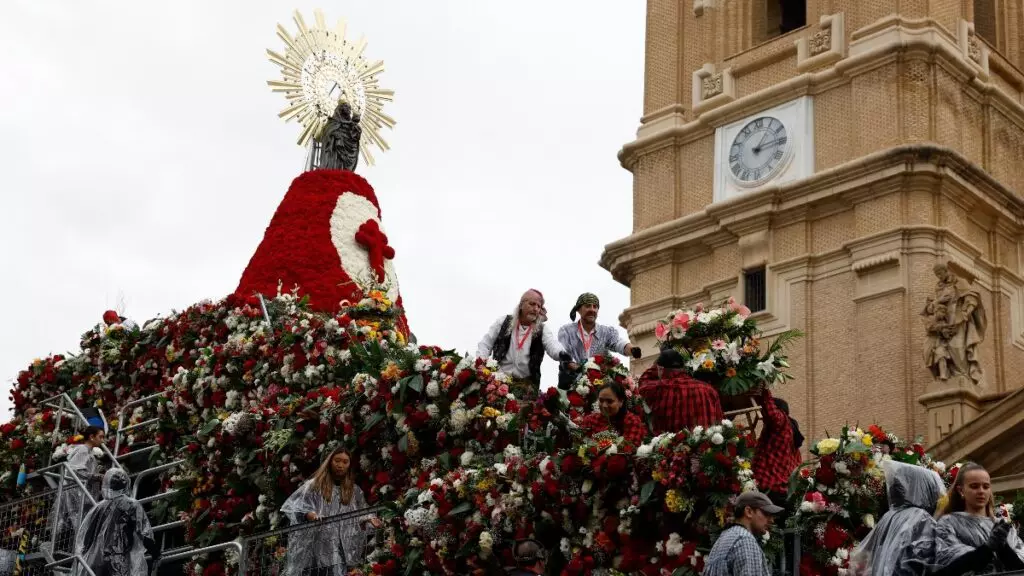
[752,130,770,153]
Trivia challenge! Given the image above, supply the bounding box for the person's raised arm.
[542,323,568,361]
[476,317,504,359]
[760,387,788,431]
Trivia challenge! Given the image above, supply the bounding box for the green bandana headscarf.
[570,293,600,321]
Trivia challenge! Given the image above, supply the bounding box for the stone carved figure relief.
[921,262,987,387]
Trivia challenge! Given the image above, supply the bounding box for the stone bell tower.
[602,0,1024,454]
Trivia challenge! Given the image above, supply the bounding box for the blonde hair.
[311,446,356,505]
[936,462,994,519]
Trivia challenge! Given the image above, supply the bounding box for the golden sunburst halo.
[266,9,395,165]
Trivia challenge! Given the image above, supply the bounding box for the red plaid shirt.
[637,366,725,434]
[581,411,646,447]
[752,388,801,494]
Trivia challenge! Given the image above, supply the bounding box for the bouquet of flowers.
[788,425,950,576]
[652,298,802,395]
[634,421,757,541]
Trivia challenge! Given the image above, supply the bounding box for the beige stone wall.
[613,4,1024,448]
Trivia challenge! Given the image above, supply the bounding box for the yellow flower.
[716,507,728,526]
[739,460,751,470]
[816,438,840,455]
[862,435,873,447]
[652,470,664,482]
[665,489,689,513]
[481,407,501,418]
[702,359,715,370]
[95,399,103,407]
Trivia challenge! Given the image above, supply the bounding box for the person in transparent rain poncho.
[280,447,382,576]
[74,468,158,576]
[849,460,945,576]
[49,426,106,554]
[929,463,1024,575]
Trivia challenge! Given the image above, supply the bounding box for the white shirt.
[477,316,565,379]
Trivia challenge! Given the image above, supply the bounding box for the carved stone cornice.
[619,17,1016,171]
[926,386,1024,470]
[602,145,1024,287]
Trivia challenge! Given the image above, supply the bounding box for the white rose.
[711,433,724,445]
[460,451,474,466]
[426,380,440,398]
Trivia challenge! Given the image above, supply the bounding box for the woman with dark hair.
[931,463,1024,575]
[580,382,646,447]
[281,447,381,575]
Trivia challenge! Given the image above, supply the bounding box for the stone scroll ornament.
[921,262,986,387]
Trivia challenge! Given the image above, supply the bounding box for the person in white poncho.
[74,468,158,576]
[930,463,1024,575]
[849,460,945,576]
[53,426,106,546]
[280,447,381,576]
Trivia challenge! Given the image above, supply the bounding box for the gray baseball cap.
[735,491,785,515]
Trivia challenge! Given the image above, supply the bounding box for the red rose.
[10,439,24,451]
[567,392,585,407]
[823,522,849,550]
[560,455,580,475]
[815,465,837,486]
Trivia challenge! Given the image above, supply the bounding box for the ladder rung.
[117,444,159,460]
[120,418,159,433]
[138,489,180,505]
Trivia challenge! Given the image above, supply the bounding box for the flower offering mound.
[2,288,767,575]
[652,299,802,396]
[786,425,946,576]
[233,169,410,335]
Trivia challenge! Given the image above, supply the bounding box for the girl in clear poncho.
[280,447,381,576]
[74,468,158,576]
[930,463,1024,575]
[849,460,945,576]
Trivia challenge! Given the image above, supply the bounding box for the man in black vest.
[477,288,568,402]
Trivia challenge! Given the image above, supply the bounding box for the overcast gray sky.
[0,1,645,415]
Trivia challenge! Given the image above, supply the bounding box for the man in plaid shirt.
[638,348,724,434]
[703,491,781,576]
[751,387,801,500]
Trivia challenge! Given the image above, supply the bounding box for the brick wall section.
[643,0,681,115]
[633,148,676,232]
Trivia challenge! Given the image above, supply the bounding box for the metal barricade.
[238,507,383,576]
[0,489,58,573]
[772,527,802,576]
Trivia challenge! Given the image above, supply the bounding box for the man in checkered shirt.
[703,491,781,576]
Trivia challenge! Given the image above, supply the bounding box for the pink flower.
[737,305,751,317]
[497,384,509,396]
[694,302,704,313]
[654,323,668,341]
[672,312,690,330]
[711,339,727,350]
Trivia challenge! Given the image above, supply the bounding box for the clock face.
[728,116,791,186]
